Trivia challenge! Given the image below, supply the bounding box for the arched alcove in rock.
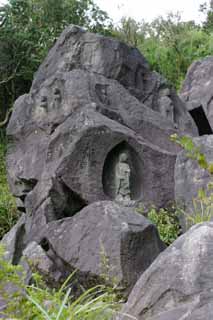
[102,141,143,201]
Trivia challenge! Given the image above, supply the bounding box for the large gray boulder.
[180,56,213,134]
[4,201,165,295]
[117,222,213,320]
[5,25,197,292]
[6,25,197,214]
[175,135,213,230]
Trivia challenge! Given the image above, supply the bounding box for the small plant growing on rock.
[171,134,213,229]
[138,206,180,245]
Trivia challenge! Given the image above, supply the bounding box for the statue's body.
[115,153,131,203]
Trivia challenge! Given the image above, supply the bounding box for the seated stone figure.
[115,152,131,203]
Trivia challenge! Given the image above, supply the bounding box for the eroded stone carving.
[115,152,131,203]
[40,95,48,110]
[53,88,61,109]
[159,88,174,122]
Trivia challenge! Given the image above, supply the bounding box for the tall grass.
[0,245,126,319]
[0,130,19,238]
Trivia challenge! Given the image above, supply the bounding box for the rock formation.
[175,135,213,230]
[117,223,213,320]
[5,25,199,292]
[180,56,213,135]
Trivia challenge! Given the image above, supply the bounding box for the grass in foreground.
[0,132,19,238]
[0,245,125,320]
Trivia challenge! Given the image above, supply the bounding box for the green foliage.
[0,245,121,319]
[170,133,213,174]
[185,188,213,228]
[0,133,19,239]
[138,206,180,245]
[113,12,213,90]
[0,0,112,122]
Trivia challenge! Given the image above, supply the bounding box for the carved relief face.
[40,95,48,109]
[53,88,61,102]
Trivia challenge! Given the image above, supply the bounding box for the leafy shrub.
[147,207,180,245]
[0,134,19,238]
[137,206,180,245]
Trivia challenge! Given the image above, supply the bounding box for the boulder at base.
[117,223,213,320]
[27,201,165,295]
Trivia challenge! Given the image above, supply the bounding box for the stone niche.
[102,141,143,202]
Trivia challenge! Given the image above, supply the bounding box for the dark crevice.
[61,185,87,218]
[40,237,50,252]
[12,224,26,265]
[17,206,26,213]
[16,178,38,200]
[189,105,213,136]
[50,180,87,220]
[98,107,125,125]
[16,196,26,213]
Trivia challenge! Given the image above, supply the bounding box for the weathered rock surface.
[31,201,165,293]
[2,214,26,264]
[175,135,213,230]
[4,25,198,292]
[180,56,213,134]
[6,25,197,213]
[117,222,213,320]
[3,202,165,294]
[21,241,66,286]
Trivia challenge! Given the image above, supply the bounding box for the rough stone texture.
[175,135,213,230]
[21,241,66,286]
[28,201,165,295]
[180,56,213,133]
[6,25,197,212]
[4,25,198,292]
[117,222,213,320]
[2,214,26,264]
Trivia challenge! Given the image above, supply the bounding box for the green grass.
[0,131,19,239]
[0,245,124,319]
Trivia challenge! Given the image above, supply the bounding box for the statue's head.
[119,152,128,163]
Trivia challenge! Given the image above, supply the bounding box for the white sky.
[0,0,207,23]
[95,0,206,23]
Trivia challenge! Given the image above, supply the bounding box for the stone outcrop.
[4,202,165,295]
[5,25,198,291]
[7,25,197,213]
[117,223,213,320]
[175,135,213,230]
[180,57,213,135]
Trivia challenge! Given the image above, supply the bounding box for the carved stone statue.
[40,95,48,110]
[53,88,61,109]
[115,152,131,203]
[159,88,174,122]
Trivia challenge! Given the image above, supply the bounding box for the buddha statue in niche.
[115,152,131,203]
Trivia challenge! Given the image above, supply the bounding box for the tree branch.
[0,107,13,128]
